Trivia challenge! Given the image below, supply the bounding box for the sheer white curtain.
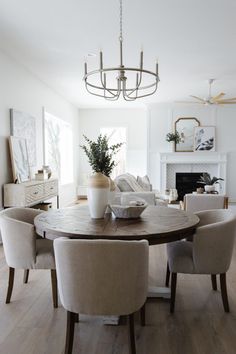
[100,127,126,179]
[44,111,73,185]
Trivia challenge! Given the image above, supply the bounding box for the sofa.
[114,173,167,206]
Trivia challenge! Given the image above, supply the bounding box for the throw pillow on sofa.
[115,173,144,192]
[137,175,152,191]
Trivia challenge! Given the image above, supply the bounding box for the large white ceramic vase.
[87,172,110,219]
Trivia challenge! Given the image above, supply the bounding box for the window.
[100,127,126,178]
[44,111,73,185]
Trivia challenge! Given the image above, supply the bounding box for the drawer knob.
[33,191,38,195]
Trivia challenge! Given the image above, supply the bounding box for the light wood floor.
[1,210,236,353]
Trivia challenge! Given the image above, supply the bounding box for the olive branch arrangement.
[80,134,124,177]
[166,131,181,144]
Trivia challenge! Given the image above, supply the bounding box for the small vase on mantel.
[87,173,110,219]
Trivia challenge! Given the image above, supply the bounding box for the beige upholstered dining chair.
[165,209,236,313]
[0,207,58,307]
[180,193,228,213]
[54,238,149,354]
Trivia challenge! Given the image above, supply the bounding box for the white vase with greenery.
[87,172,110,218]
[166,131,181,152]
[81,134,123,218]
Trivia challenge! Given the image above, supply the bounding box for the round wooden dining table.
[34,205,199,306]
[34,205,199,245]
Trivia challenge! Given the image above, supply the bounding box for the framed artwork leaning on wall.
[9,136,30,183]
[194,126,216,151]
[10,109,37,167]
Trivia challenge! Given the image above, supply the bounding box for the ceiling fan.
[178,79,236,105]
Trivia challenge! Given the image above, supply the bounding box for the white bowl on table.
[109,201,147,219]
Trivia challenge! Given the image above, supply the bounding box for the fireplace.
[158,152,227,197]
[176,172,204,201]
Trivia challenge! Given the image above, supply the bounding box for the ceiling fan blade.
[189,95,206,103]
[218,97,236,101]
[175,101,203,104]
[211,93,225,101]
[217,101,236,104]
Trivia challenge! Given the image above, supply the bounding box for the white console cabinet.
[4,178,59,208]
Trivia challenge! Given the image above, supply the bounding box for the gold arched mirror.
[175,117,200,152]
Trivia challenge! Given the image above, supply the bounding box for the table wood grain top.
[34,205,199,245]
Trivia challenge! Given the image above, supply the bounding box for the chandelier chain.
[119,0,123,41]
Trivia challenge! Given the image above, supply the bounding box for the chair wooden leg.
[220,273,230,313]
[211,274,217,291]
[170,272,177,314]
[65,311,76,354]
[128,313,136,354]
[6,267,15,304]
[23,269,29,284]
[165,262,170,287]
[50,269,58,308]
[140,303,145,326]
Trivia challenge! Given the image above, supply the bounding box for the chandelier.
[83,0,160,101]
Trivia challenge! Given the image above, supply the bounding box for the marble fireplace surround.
[158,152,227,195]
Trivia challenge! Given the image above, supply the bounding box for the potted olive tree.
[80,134,123,218]
[198,173,224,193]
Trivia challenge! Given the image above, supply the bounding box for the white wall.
[78,108,148,184]
[0,50,79,208]
[147,103,236,202]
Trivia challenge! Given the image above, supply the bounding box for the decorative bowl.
[109,202,147,219]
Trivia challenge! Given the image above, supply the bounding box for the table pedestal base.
[102,316,120,325]
[147,286,171,299]
[102,286,171,325]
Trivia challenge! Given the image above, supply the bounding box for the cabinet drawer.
[44,180,58,197]
[26,184,44,204]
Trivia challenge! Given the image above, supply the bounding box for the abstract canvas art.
[10,109,37,167]
[194,126,216,151]
[9,136,30,183]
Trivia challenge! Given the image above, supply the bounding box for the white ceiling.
[0,0,236,108]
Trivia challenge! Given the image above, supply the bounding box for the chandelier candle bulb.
[84,62,87,75]
[100,51,103,69]
[140,51,143,68]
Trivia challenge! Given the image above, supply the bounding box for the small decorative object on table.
[80,134,124,219]
[109,201,147,219]
[35,170,48,181]
[196,187,204,194]
[35,165,52,181]
[42,165,52,179]
[198,173,224,193]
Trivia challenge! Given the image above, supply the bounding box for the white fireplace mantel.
[158,152,227,194]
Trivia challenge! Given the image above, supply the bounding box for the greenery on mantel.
[198,172,224,186]
[80,134,124,177]
[166,131,181,144]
